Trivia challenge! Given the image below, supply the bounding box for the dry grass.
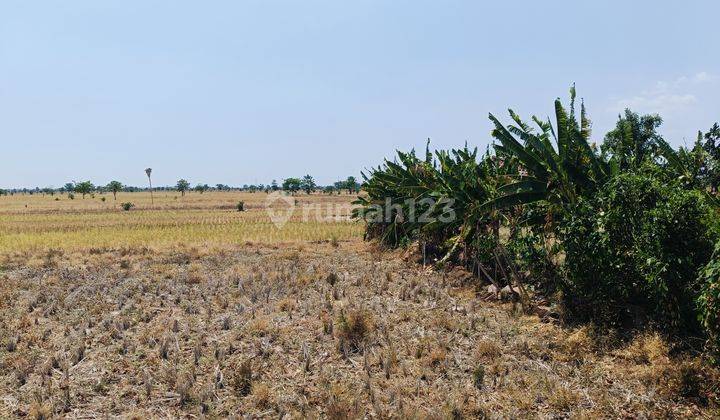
[0,191,361,252]
[0,242,718,418]
[0,193,717,417]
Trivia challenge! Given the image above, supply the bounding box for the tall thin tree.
[145,168,154,205]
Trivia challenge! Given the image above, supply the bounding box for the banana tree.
[353,141,439,247]
[485,87,610,227]
[656,135,720,208]
[353,141,507,266]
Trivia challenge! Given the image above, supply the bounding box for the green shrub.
[506,229,560,293]
[236,201,245,212]
[121,202,135,211]
[698,242,720,359]
[561,173,715,333]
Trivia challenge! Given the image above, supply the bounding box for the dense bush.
[354,89,720,362]
[698,242,720,359]
[506,229,560,293]
[561,173,715,333]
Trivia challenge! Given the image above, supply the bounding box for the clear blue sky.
[1,1,718,188]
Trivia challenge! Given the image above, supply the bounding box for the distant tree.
[107,180,124,200]
[145,168,154,204]
[345,176,359,194]
[300,175,316,194]
[41,187,54,196]
[176,179,190,196]
[324,185,336,194]
[74,181,94,199]
[271,180,279,191]
[216,184,228,191]
[63,182,75,195]
[282,178,302,194]
[602,110,664,170]
[194,184,209,194]
[0,189,7,196]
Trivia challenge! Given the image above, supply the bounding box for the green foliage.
[354,87,720,353]
[488,87,610,228]
[176,179,190,196]
[107,180,123,200]
[602,110,664,170]
[300,175,316,194]
[701,122,720,193]
[332,176,360,194]
[121,202,134,211]
[236,201,245,212]
[698,242,720,360]
[282,178,302,194]
[74,181,94,199]
[345,176,359,193]
[505,229,560,293]
[561,173,715,332]
[354,141,507,269]
[194,184,209,194]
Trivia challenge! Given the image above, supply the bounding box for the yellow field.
[0,191,362,253]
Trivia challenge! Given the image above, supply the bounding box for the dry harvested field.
[0,194,718,418]
[0,192,361,252]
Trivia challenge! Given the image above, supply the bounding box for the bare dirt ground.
[1,242,718,418]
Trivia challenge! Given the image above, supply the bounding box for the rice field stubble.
[0,192,717,418]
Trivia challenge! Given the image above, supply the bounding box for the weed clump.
[336,308,374,354]
[232,359,253,397]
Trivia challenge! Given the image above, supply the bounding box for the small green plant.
[68,193,75,200]
[236,201,245,212]
[100,197,106,202]
[121,202,135,211]
[472,365,485,389]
